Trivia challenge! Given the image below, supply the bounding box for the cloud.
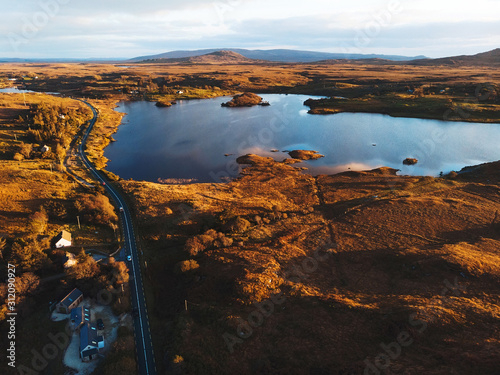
[0,0,499,58]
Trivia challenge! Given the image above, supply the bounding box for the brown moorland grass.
[1,61,499,122]
[120,156,500,374]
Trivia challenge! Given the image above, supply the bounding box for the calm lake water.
[101,94,500,183]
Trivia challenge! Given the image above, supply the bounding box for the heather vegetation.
[121,156,500,374]
[1,58,500,374]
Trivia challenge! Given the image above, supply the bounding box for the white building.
[55,230,72,248]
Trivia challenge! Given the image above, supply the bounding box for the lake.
[104,94,499,183]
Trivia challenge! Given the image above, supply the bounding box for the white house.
[55,230,72,248]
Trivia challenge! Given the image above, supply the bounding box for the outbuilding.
[56,288,83,314]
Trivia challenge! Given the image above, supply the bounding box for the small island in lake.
[221,92,270,107]
[403,158,419,165]
[156,100,175,107]
[288,150,325,160]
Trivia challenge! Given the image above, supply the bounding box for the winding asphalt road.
[78,101,157,375]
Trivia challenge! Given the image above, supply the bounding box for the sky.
[1,0,500,59]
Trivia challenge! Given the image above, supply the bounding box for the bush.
[13,153,24,161]
[224,216,251,233]
[175,259,200,273]
[185,237,206,257]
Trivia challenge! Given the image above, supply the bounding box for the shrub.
[225,216,251,233]
[185,237,206,257]
[13,153,24,161]
[175,259,200,273]
[220,236,234,247]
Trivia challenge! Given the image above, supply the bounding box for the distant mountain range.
[129,48,427,63]
[2,48,499,65]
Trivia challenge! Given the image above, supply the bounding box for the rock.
[236,154,274,166]
[403,158,418,165]
[288,150,325,161]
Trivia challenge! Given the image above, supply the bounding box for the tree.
[29,207,48,235]
[110,261,129,285]
[75,193,118,227]
[55,143,66,164]
[19,142,33,159]
[67,251,99,280]
[15,272,40,297]
[10,238,48,271]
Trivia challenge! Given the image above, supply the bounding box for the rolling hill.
[410,48,500,66]
[136,50,258,64]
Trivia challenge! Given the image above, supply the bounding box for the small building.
[70,306,91,331]
[41,145,50,153]
[54,230,72,248]
[176,90,184,94]
[56,288,83,314]
[79,323,103,362]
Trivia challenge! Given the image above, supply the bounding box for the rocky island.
[221,92,269,107]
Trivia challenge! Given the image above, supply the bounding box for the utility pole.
[185,300,188,311]
[77,215,81,229]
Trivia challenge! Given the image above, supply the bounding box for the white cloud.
[0,0,499,58]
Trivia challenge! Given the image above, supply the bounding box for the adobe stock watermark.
[364,277,467,374]
[8,0,70,52]
[6,264,17,369]
[211,0,242,27]
[222,239,336,353]
[338,0,403,57]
